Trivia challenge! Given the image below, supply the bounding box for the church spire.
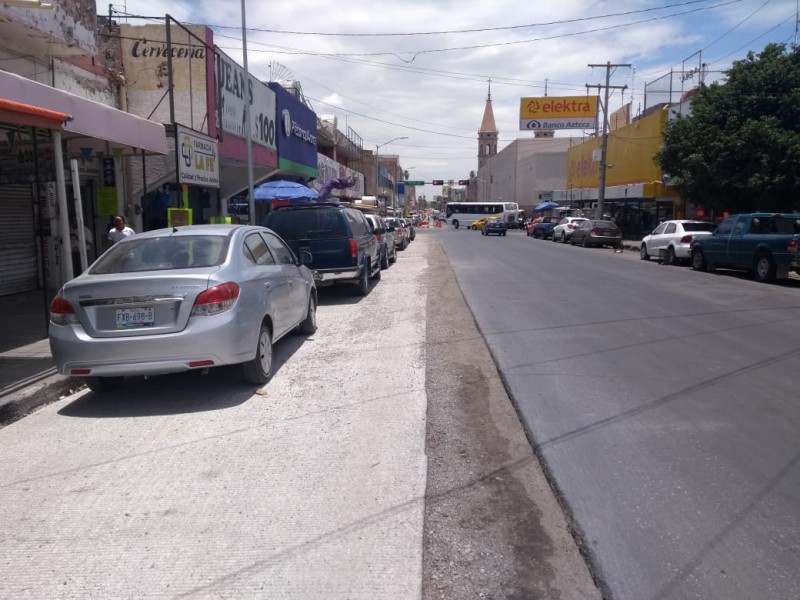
[478,79,498,170]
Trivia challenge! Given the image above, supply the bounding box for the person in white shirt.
[108,215,135,246]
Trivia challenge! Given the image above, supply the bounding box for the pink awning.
[0,70,167,154]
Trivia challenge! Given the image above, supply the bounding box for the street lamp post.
[375,136,408,215]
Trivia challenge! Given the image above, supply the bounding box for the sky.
[102,0,799,200]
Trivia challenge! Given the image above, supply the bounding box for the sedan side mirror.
[297,251,313,265]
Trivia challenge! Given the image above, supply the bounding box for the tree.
[656,43,800,215]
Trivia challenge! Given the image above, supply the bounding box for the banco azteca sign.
[519,95,599,130]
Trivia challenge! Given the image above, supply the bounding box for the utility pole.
[587,61,630,220]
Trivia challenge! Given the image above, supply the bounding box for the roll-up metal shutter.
[0,184,37,296]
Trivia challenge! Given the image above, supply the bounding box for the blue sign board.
[269,82,318,179]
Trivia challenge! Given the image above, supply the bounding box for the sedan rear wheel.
[298,295,317,334]
[86,376,124,394]
[242,324,273,385]
[665,246,676,266]
[582,236,589,248]
[640,244,650,261]
[380,246,389,269]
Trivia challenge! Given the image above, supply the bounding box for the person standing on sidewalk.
[107,215,135,247]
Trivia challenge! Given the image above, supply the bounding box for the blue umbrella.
[254,180,319,202]
[534,201,560,212]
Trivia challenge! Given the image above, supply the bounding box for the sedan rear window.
[683,222,716,232]
[90,235,228,274]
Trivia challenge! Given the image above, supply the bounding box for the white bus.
[445,201,521,229]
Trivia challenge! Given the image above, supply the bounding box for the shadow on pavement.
[57,330,311,419]
[317,282,375,306]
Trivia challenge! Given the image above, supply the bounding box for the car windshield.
[90,235,228,274]
[385,218,401,227]
[267,208,348,241]
[682,222,717,232]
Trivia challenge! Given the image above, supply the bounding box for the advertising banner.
[312,154,364,198]
[216,50,276,151]
[269,82,317,178]
[176,125,220,188]
[519,96,598,130]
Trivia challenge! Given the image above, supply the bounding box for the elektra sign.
[519,96,598,130]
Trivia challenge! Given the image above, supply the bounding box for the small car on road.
[553,217,589,243]
[570,220,623,248]
[365,214,397,269]
[640,220,717,265]
[482,219,508,236]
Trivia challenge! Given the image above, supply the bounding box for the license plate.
[116,307,155,328]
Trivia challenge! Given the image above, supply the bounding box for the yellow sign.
[567,109,667,188]
[520,95,599,131]
[97,187,117,215]
[168,208,193,227]
[210,216,231,224]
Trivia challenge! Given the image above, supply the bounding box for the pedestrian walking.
[108,215,135,246]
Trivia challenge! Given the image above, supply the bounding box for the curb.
[0,374,84,427]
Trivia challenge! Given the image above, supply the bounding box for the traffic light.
[458,179,469,185]
[431,180,444,186]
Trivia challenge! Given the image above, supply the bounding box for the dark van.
[264,204,381,296]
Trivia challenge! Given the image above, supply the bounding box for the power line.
[204,0,728,37]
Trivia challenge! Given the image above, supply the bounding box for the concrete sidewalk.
[0,291,81,426]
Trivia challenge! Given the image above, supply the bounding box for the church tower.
[477,81,498,170]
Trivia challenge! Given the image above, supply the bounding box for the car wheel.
[355,263,370,296]
[380,246,389,269]
[570,235,576,245]
[453,220,459,229]
[665,246,676,266]
[561,232,567,244]
[640,243,650,261]
[754,251,776,283]
[691,249,706,272]
[372,256,381,281]
[298,295,317,334]
[401,239,408,250]
[551,233,558,242]
[502,232,507,236]
[86,376,124,394]
[389,245,397,264]
[242,323,273,385]
[582,236,589,247]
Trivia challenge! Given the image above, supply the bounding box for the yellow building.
[554,107,680,239]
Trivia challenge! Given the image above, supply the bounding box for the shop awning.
[0,70,168,154]
[0,97,71,130]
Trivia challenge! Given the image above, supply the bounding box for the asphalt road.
[438,227,800,600]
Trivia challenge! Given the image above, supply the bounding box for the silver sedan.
[49,224,317,393]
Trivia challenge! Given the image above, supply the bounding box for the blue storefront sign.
[269,82,317,180]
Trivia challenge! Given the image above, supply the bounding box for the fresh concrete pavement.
[0,231,601,599]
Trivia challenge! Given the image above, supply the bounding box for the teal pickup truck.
[690,213,800,283]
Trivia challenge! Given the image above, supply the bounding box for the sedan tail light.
[680,235,693,243]
[50,295,79,325]
[191,282,240,316]
[788,238,799,252]
[376,233,383,243]
[590,228,601,235]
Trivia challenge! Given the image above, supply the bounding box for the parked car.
[552,217,589,243]
[471,216,498,231]
[640,220,717,264]
[690,213,800,283]
[364,214,397,269]
[482,219,508,236]
[264,203,381,295]
[384,217,409,250]
[529,217,559,239]
[400,218,416,241]
[48,225,317,393]
[570,220,623,248]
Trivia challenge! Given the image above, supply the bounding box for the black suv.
[264,204,381,296]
